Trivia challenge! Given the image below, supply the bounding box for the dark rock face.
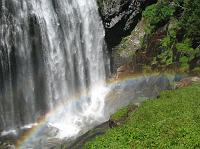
[98,0,157,48]
[97,0,157,72]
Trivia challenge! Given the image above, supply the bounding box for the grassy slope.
[110,105,130,121]
[84,83,200,149]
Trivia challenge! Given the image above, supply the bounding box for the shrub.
[143,2,175,33]
[191,67,200,75]
[181,0,200,46]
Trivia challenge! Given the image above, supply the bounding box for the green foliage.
[111,106,129,121]
[191,67,200,75]
[161,36,171,47]
[139,36,145,48]
[168,17,179,39]
[179,57,189,71]
[84,83,200,149]
[142,1,178,68]
[140,0,200,71]
[175,39,200,70]
[143,2,175,33]
[176,39,194,54]
[151,35,174,67]
[151,18,180,67]
[181,0,200,45]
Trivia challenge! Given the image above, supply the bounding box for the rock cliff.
[97,0,157,48]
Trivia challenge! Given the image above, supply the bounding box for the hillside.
[85,82,200,148]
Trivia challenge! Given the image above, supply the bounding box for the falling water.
[0,0,109,138]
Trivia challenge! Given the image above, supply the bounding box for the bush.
[181,0,200,46]
[175,39,199,70]
[141,0,200,71]
[191,67,200,75]
[143,2,175,33]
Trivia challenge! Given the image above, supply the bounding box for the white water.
[48,85,110,139]
[0,0,109,140]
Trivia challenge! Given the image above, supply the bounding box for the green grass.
[110,105,130,121]
[84,83,200,149]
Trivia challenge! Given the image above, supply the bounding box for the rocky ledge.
[97,0,157,48]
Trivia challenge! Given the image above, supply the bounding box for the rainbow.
[16,73,175,148]
[16,92,88,148]
[16,82,107,148]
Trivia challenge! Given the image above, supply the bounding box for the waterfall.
[0,0,108,136]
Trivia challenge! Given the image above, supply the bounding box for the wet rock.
[7,144,15,149]
[116,63,134,79]
[105,74,173,116]
[45,124,60,137]
[62,122,110,149]
[111,19,145,72]
[175,76,200,88]
[0,142,16,149]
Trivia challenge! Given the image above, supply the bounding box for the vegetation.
[110,105,130,121]
[84,83,200,148]
[181,0,200,46]
[115,34,136,59]
[139,0,200,72]
[82,1,200,148]
[143,1,175,33]
[97,0,104,12]
[191,67,200,75]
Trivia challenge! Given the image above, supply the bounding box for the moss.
[84,83,200,149]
